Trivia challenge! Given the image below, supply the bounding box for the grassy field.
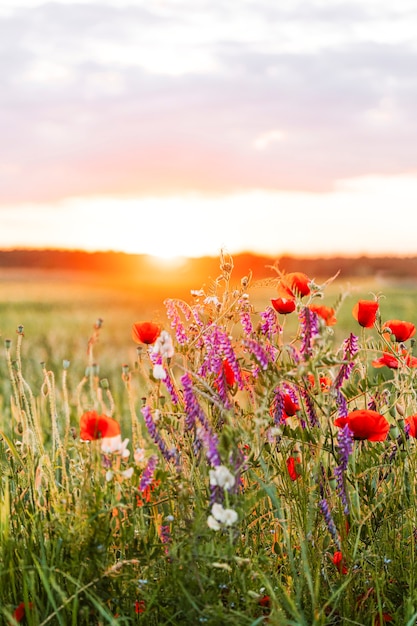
[2,262,417,624]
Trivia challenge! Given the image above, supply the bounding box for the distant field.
[0,266,416,394]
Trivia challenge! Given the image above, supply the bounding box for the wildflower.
[258,595,271,608]
[209,465,236,490]
[11,601,33,623]
[243,338,270,370]
[332,551,348,574]
[152,329,175,358]
[382,319,416,342]
[138,454,158,491]
[352,300,379,328]
[334,333,359,389]
[405,414,417,437]
[334,409,390,441]
[132,321,161,345]
[271,297,296,314]
[319,497,340,548]
[374,613,393,626]
[141,405,178,464]
[222,359,235,387]
[286,456,301,481]
[309,304,337,326]
[299,306,319,358]
[134,447,146,464]
[135,600,146,614]
[207,503,238,530]
[101,434,130,458]
[80,411,121,440]
[372,350,417,369]
[277,272,311,299]
[334,424,353,514]
[308,373,332,392]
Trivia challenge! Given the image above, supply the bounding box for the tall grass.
[1,258,417,624]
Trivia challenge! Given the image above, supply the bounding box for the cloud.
[1,1,417,205]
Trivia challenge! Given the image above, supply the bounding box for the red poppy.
[11,602,33,623]
[276,272,311,299]
[258,595,271,608]
[334,409,390,442]
[222,359,235,386]
[283,393,300,417]
[332,551,348,574]
[271,297,296,314]
[132,321,161,345]
[308,374,332,392]
[80,410,121,440]
[374,613,393,626]
[405,414,417,437]
[382,319,416,342]
[372,350,417,369]
[352,300,379,328]
[309,304,337,326]
[286,456,301,481]
[135,600,146,614]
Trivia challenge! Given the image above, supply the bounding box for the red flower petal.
[271,297,296,314]
[335,409,389,441]
[80,411,121,440]
[132,321,161,345]
[382,319,416,342]
[352,300,379,328]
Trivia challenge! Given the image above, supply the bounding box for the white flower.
[101,435,130,458]
[208,503,238,530]
[134,447,146,465]
[105,470,114,482]
[152,330,175,359]
[121,467,134,480]
[152,363,167,380]
[204,296,220,307]
[207,515,221,531]
[209,465,236,491]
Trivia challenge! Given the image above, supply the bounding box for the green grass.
[1,264,417,624]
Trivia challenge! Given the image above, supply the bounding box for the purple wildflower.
[271,388,284,425]
[300,387,319,427]
[139,454,158,491]
[319,498,341,549]
[243,338,270,370]
[141,405,178,465]
[334,333,359,389]
[162,369,179,404]
[334,424,353,515]
[181,372,210,431]
[239,297,253,337]
[259,306,279,339]
[299,306,319,358]
[164,298,189,344]
[197,426,221,467]
[336,389,348,418]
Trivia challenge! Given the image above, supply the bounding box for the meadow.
[1,257,417,625]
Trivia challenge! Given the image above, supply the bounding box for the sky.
[1,0,417,259]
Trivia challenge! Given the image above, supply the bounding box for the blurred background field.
[1,252,417,384]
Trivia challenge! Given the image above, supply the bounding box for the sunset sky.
[2,0,417,259]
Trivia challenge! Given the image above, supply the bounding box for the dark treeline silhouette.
[0,248,416,284]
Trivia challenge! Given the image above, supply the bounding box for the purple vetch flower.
[196,426,221,467]
[319,498,341,549]
[141,405,178,465]
[271,388,284,425]
[300,387,319,427]
[198,325,243,389]
[334,424,353,515]
[243,338,270,370]
[299,306,319,358]
[336,389,348,418]
[334,333,359,389]
[181,372,210,431]
[239,297,253,337]
[164,298,189,344]
[138,454,158,491]
[162,368,179,404]
[259,306,280,339]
